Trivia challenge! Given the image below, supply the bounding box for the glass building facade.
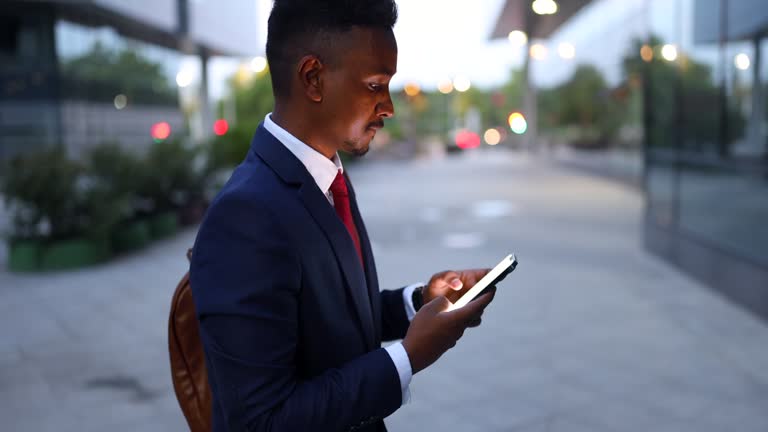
[643,0,768,318]
[0,0,258,159]
[493,0,768,318]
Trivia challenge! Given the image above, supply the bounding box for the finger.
[437,271,463,291]
[422,295,452,314]
[451,291,495,323]
[467,317,482,327]
[456,268,491,290]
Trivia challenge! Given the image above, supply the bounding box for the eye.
[368,83,383,92]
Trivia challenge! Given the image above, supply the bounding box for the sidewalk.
[1,150,766,431]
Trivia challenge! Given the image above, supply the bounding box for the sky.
[202,0,684,99]
[206,0,522,99]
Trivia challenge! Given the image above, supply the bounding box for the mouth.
[367,122,384,132]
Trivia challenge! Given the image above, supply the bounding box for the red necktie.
[330,171,364,265]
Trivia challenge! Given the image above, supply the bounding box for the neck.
[272,102,336,160]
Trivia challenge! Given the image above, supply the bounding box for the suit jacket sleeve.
[190,196,403,431]
[379,288,410,342]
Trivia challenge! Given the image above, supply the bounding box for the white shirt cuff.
[402,282,425,322]
[384,342,413,405]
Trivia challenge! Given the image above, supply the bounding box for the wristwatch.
[411,285,425,312]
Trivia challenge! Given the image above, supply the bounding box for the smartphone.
[447,254,517,311]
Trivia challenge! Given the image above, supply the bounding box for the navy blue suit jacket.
[190,124,411,431]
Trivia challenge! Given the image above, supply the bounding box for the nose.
[376,90,395,118]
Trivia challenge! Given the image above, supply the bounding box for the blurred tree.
[623,35,745,154]
[547,64,625,148]
[208,69,275,168]
[61,41,176,105]
[1,148,123,241]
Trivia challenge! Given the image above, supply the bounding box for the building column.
[522,41,538,152]
[749,36,765,156]
[198,47,213,141]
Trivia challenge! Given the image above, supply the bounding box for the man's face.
[320,27,397,157]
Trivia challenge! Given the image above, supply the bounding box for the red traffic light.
[213,119,229,136]
[151,122,171,141]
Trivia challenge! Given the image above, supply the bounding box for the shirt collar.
[264,112,343,195]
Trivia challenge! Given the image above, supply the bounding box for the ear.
[297,55,324,103]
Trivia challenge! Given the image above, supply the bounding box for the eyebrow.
[369,68,395,78]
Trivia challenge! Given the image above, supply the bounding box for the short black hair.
[266,0,398,98]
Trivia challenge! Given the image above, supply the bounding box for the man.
[190,0,497,430]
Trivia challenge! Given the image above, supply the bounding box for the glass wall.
[55,20,181,106]
[644,0,768,265]
[53,19,185,157]
[0,5,59,158]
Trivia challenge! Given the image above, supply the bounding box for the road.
[1,149,766,431]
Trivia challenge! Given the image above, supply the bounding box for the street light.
[532,0,558,15]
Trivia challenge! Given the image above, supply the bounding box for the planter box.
[40,238,110,271]
[149,212,178,238]
[8,240,43,272]
[112,220,151,253]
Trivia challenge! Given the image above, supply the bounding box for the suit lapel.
[345,172,381,343]
[250,124,376,351]
[297,184,376,350]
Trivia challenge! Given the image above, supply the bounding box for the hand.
[402,290,495,374]
[423,269,492,326]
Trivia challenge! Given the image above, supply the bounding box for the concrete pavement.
[1,149,766,431]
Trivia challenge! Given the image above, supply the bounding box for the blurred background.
[1,0,767,431]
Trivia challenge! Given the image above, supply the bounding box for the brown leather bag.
[168,249,212,432]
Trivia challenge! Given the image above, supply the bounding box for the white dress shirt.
[264,113,421,405]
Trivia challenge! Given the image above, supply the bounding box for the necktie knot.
[330,171,348,197]
[329,170,363,265]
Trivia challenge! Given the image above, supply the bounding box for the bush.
[87,143,146,221]
[140,138,205,214]
[1,147,123,242]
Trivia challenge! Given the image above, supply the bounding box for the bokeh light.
[213,119,229,136]
[508,30,528,47]
[532,0,558,15]
[735,53,751,70]
[530,43,548,60]
[661,44,678,62]
[250,56,267,73]
[484,128,501,145]
[404,82,421,97]
[453,76,471,92]
[113,94,127,110]
[558,42,575,59]
[175,67,194,88]
[640,44,654,62]
[151,121,171,141]
[508,112,527,135]
[437,79,454,94]
[455,130,481,149]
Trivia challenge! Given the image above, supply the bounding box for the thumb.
[421,295,453,314]
[450,290,495,322]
